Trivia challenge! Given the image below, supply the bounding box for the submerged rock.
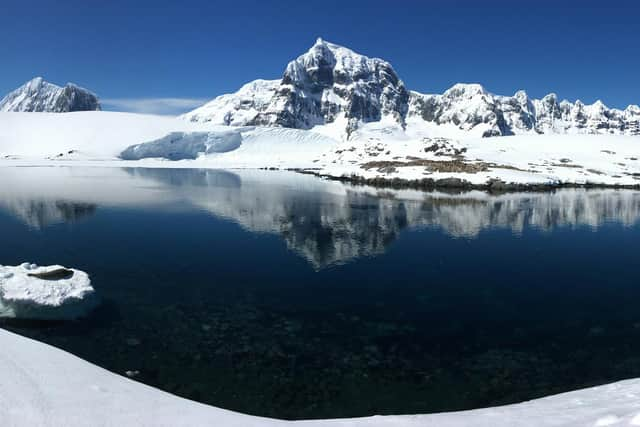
[0,263,96,320]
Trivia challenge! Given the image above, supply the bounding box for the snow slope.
[0,112,338,169]
[0,111,211,159]
[1,111,639,187]
[1,328,640,426]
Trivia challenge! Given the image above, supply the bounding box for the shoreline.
[295,168,640,193]
[2,159,640,193]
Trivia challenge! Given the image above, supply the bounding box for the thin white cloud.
[101,97,208,115]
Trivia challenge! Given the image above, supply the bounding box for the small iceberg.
[0,263,96,320]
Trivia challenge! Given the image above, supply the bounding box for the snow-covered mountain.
[408,87,640,137]
[0,77,101,112]
[183,79,279,126]
[184,39,640,138]
[184,38,409,136]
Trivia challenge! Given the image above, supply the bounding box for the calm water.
[2,166,640,419]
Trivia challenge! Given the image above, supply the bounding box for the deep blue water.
[1,166,640,419]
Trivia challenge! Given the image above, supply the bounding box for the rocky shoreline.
[295,169,640,193]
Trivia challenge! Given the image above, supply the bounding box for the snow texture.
[1,326,640,426]
[0,263,95,319]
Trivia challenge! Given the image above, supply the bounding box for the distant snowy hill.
[0,77,101,112]
[409,86,640,137]
[184,39,640,138]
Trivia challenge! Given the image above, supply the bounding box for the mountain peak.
[514,89,528,98]
[244,39,408,132]
[23,77,56,92]
[0,77,101,112]
[444,83,487,98]
[27,76,44,85]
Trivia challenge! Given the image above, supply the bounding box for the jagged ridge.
[184,39,640,138]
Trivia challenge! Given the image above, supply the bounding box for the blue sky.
[1,0,639,114]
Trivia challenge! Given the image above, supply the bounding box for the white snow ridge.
[0,263,96,320]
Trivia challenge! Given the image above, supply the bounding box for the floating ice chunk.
[120,130,243,160]
[0,263,96,320]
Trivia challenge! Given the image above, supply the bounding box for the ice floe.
[0,263,96,320]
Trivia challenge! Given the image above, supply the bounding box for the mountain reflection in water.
[1,166,640,268]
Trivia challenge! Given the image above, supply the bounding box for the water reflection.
[0,199,96,228]
[1,166,640,268]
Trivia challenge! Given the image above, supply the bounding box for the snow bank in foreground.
[0,263,95,319]
[1,328,640,426]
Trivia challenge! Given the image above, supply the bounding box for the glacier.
[121,130,244,160]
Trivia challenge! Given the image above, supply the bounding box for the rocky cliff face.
[0,77,101,112]
[184,39,640,138]
[249,38,409,134]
